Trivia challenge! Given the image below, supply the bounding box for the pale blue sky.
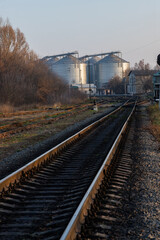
[0,0,160,67]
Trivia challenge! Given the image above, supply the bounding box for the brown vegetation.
[147,104,160,142]
[107,76,125,94]
[0,100,109,160]
[0,18,86,109]
[132,59,156,93]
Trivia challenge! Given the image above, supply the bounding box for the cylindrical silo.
[79,62,87,84]
[85,57,100,85]
[51,55,81,85]
[45,57,59,69]
[96,54,130,88]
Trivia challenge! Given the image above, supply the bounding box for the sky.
[0,0,160,67]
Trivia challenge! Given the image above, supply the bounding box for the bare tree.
[107,76,124,94]
[0,18,85,107]
[143,77,153,92]
[133,59,151,71]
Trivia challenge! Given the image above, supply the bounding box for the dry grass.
[0,108,95,160]
[0,99,120,160]
[0,104,15,113]
[147,103,160,142]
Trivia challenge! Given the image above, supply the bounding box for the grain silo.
[45,57,59,69]
[79,61,87,85]
[51,54,87,85]
[85,57,100,84]
[51,55,81,85]
[96,54,130,87]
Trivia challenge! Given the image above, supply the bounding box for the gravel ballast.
[0,102,159,238]
[110,104,160,239]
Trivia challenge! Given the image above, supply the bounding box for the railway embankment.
[0,101,159,239]
[0,104,120,180]
[109,104,160,239]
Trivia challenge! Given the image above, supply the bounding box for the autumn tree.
[0,18,84,107]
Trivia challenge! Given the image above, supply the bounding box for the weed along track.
[0,100,135,240]
[0,104,91,139]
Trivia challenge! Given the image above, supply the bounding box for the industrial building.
[43,51,130,95]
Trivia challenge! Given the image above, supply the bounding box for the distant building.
[127,70,156,95]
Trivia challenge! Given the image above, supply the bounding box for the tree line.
[0,19,85,108]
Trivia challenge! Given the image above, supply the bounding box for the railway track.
[0,104,90,138]
[0,99,135,240]
[0,99,116,139]
[68,121,134,240]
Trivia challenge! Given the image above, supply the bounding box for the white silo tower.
[85,56,100,85]
[96,54,130,88]
[51,55,82,85]
[79,61,87,85]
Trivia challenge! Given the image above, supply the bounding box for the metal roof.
[129,70,158,77]
[97,54,129,64]
[45,57,59,65]
[42,51,78,61]
[79,51,121,60]
[54,55,81,65]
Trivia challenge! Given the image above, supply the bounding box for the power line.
[124,39,160,54]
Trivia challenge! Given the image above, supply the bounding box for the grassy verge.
[147,103,160,142]
[0,108,98,161]
[0,97,124,161]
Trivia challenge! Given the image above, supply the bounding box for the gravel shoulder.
[111,104,160,239]
[0,105,119,180]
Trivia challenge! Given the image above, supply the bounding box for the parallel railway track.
[0,99,120,139]
[0,99,136,240]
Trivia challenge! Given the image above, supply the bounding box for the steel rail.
[60,101,136,240]
[0,100,130,194]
